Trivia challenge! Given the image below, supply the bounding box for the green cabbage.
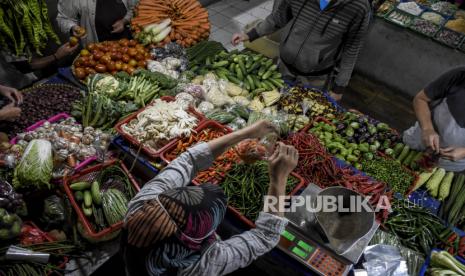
[13,139,53,190]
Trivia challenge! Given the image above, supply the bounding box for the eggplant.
[336,123,346,131]
[359,126,368,133]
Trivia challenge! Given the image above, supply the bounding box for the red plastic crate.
[10,113,97,174]
[114,96,205,158]
[63,159,140,240]
[226,172,306,229]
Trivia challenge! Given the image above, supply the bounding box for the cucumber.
[91,181,102,205]
[258,66,266,77]
[206,57,211,66]
[248,62,261,73]
[396,145,410,163]
[70,181,91,191]
[84,190,92,208]
[238,60,247,75]
[269,78,284,88]
[245,58,253,69]
[392,143,404,158]
[251,75,261,88]
[235,64,244,80]
[246,75,255,90]
[212,60,229,69]
[252,54,263,61]
[261,81,271,91]
[228,75,242,85]
[264,59,273,68]
[244,82,251,91]
[402,150,417,165]
[75,191,84,202]
[264,80,276,89]
[229,62,236,72]
[272,72,282,79]
[82,203,93,217]
[262,68,275,80]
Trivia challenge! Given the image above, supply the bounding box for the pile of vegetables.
[121,98,199,151]
[0,0,60,56]
[221,161,300,222]
[72,39,151,80]
[15,118,110,175]
[13,139,53,190]
[413,167,456,201]
[134,18,172,46]
[72,70,177,129]
[0,84,82,138]
[187,41,226,69]
[0,208,22,240]
[205,105,249,129]
[278,86,337,116]
[163,127,239,183]
[131,0,210,48]
[70,165,135,233]
[361,157,415,195]
[283,132,391,222]
[390,143,438,171]
[428,250,465,275]
[438,173,465,225]
[386,199,450,255]
[440,232,465,259]
[0,180,26,215]
[192,50,284,93]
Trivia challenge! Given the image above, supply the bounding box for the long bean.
[221,161,299,221]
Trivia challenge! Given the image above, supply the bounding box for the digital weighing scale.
[277,183,379,276]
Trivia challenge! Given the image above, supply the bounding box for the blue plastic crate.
[408,189,442,215]
[420,248,465,276]
[112,135,160,177]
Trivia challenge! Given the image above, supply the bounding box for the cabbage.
[13,139,53,190]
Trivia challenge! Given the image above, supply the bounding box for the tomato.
[69,36,79,47]
[121,63,129,71]
[75,67,86,79]
[145,52,151,58]
[87,43,96,51]
[100,55,112,65]
[120,46,129,54]
[93,50,104,60]
[107,61,116,71]
[128,39,137,47]
[119,38,129,47]
[80,49,90,56]
[126,66,135,74]
[95,63,107,73]
[85,67,96,75]
[121,54,130,63]
[137,60,147,68]
[115,61,123,70]
[88,58,97,67]
[128,59,138,67]
[127,48,137,57]
[75,26,87,38]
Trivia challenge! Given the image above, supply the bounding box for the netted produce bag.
[41,195,65,229]
[0,208,22,241]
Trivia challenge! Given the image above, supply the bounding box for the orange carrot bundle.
[131,0,210,47]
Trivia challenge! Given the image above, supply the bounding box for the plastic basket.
[63,159,140,240]
[10,113,97,173]
[111,135,160,178]
[226,172,306,229]
[385,8,415,28]
[419,248,465,276]
[115,96,205,158]
[434,26,464,49]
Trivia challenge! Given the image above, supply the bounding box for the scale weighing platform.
[277,183,379,276]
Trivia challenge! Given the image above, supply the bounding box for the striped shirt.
[248,0,370,92]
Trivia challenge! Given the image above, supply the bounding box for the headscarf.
[124,183,227,275]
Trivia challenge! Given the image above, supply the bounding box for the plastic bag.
[227,117,247,131]
[204,84,234,107]
[0,208,22,240]
[183,84,204,100]
[197,101,215,114]
[175,92,196,110]
[0,180,27,216]
[41,195,65,229]
[235,139,269,164]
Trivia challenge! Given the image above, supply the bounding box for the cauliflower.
[95,75,120,97]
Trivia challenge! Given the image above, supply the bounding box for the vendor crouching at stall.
[121,120,299,276]
[403,67,465,172]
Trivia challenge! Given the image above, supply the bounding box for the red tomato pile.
[73,38,151,80]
